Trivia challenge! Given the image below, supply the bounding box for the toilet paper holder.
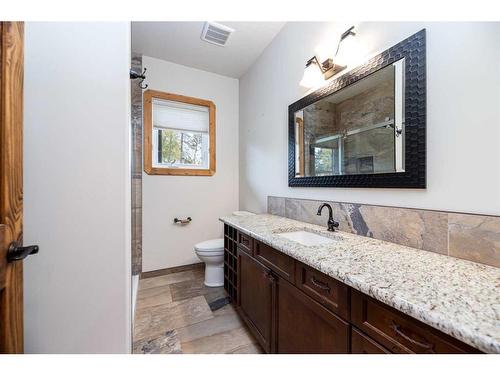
[174,217,192,225]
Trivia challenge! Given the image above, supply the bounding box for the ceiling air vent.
[201,22,234,47]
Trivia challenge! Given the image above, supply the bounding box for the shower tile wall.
[131,53,143,275]
[302,77,395,176]
[302,101,337,175]
[268,196,500,268]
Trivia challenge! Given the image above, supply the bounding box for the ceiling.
[131,22,285,78]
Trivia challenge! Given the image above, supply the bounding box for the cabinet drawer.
[351,328,390,354]
[254,241,295,282]
[295,263,350,320]
[351,290,481,354]
[237,232,253,254]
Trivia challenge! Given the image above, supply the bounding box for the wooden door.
[237,249,275,353]
[0,21,25,354]
[276,277,350,354]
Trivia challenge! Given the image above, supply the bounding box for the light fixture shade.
[299,60,324,88]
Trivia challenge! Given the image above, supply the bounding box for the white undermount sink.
[276,230,340,246]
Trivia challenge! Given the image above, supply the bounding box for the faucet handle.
[328,219,340,231]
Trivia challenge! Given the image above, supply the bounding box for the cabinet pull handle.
[310,276,330,292]
[390,321,435,352]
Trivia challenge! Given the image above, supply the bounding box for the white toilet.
[194,211,255,287]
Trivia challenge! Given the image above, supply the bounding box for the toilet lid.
[232,211,255,216]
[195,238,224,251]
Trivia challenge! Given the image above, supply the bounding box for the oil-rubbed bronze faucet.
[317,203,340,232]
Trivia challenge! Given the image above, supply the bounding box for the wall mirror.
[144,90,216,176]
[289,29,426,188]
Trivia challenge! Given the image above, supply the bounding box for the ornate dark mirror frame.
[288,29,426,188]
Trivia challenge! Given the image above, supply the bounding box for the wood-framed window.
[143,90,216,176]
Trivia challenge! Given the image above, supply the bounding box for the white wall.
[239,22,500,216]
[23,22,131,353]
[142,56,239,271]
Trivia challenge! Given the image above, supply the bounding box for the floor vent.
[201,22,234,47]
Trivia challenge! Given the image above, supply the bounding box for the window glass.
[153,128,209,169]
[314,147,334,176]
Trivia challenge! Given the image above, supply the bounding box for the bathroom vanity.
[221,214,500,354]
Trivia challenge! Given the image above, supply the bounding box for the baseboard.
[140,262,204,279]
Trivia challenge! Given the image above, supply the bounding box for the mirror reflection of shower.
[294,60,405,178]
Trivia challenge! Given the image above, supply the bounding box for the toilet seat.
[195,249,224,256]
[194,239,224,253]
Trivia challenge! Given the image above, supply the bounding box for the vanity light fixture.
[300,26,356,88]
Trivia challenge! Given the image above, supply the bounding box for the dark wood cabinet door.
[237,249,275,353]
[276,278,349,354]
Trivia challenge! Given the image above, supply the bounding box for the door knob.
[7,242,39,262]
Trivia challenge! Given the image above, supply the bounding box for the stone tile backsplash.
[448,213,500,267]
[268,196,500,268]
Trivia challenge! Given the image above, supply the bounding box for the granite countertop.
[219,214,500,353]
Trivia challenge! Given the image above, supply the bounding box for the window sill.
[144,165,215,176]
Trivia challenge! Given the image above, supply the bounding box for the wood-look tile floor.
[133,267,263,354]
